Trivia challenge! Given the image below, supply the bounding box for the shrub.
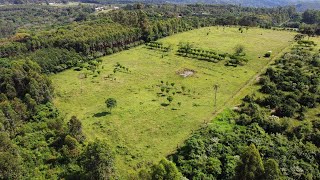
[234,44,245,55]
[113,47,119,53]
[74,67,82,71]
[264,51,271,58]
[106,48,113,55]
[236,113,252,125]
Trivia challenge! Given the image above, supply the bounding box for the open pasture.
[51,27,295,176]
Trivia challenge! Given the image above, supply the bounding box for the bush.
[112,47,119,53]
[106,48,113,55]
[264,52,271,58]
[298,40,317,47]
[234,44,245,55]
[236,113,252,125]
[93,51,104,58]
[260,83,277,94]
[275,104,295,117]
[73,67,82,71]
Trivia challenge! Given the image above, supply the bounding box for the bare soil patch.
[178,69,195,78]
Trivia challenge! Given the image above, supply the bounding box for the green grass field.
[51,27,296,177]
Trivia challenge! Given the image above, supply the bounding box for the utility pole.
[213,84,219,108]
[78,73,85,94]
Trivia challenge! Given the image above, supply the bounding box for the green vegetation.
[0,4,94,38]
[0,9,210,59]
[28,48,85,73]
[176,42,253,67]
[105,98,117,113]
[264,51,272,58]
[51,27,295,177]
[150,159,182,180]
[170,39,320,179]
[0,60,117,178]
[235,144,265,180]
[0,3,319,179]
[145,41,172,52]
[177,42,226,63]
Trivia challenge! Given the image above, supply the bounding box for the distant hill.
[166,0,295,7]
[163,0,320,9]
[296,1,320,11]
[0,0,320,10]
[0,0,60,4]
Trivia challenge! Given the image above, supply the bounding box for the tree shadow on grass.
[161,103,169,107]
[93,111,110,117]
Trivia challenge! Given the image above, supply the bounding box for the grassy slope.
[51,27,295,177]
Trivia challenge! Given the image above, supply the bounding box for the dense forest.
[1,3,319,40]
[0,3,319,179]
[1,0,320,10]
[0,4,94,38]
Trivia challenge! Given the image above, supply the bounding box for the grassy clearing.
[51,27,295,177]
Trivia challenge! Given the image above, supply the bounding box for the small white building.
[95,7,105,11]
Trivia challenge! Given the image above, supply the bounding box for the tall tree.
[263,159,281,180]
[213,84,219,107]
[105,98,117,113]
[302,10,320,24]
[138,10,151,41]
[151,159,182,180]
[81,140,115,180]
[0,132,22,179]
[235,144,264,180]
[68,116,85,143]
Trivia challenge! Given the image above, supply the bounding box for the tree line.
[0,9,217,74]
[283,9,320,35]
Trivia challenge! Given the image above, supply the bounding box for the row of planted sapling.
[153,80,200,109]
[145,41,250,66]
[76,59,104,80]
[145,41,173,52]
[177,42,249,66]
[104,62,131,81]
[177,42,225,63]
[76,60,131,82]
[74,58,103,72]
[225,44,249,67]
[77,40,252,82]
[292,34,318,51]
[113,62,130,73]
[297,40,317,47]
[225,55,249,67]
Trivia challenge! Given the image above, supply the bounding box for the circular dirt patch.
[178,69,195,78]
